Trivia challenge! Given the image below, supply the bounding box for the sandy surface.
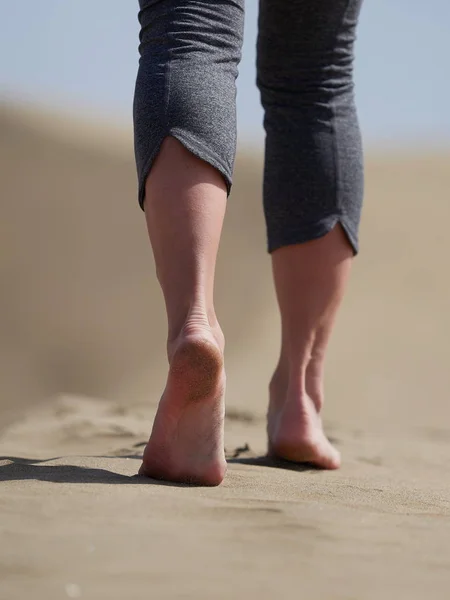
[1,102,450,599]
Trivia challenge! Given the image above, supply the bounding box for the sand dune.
[1,101,450,599]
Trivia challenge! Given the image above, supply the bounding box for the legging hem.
[267,214,358,255]
[137,130,233,210]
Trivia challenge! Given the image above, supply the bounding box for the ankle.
[304,355,325,412]
[276,336,325,411]
[269,361,288,396]
[271,358,325,413]
[167,308,224,358]
[282,371,324,414]
[167,298,208,340]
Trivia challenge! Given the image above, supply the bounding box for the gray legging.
[133,0,364,253]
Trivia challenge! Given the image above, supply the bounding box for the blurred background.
[1,1,449,433]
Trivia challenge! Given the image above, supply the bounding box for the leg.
[257,0,364,467]
[140,138,227,485]
[133,0,245,485]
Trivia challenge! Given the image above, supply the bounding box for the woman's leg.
[133,0,245,485]
[257,0,364,467]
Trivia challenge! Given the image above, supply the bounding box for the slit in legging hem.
[137,131,233,210]
[267,214,358,256]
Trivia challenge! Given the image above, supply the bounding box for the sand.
[1,101,450,599]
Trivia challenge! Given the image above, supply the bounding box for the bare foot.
[139,330,227,486]
[267,370,341,469]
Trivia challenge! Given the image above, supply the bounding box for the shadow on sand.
[0,454,159,485]
[0,442,324,486]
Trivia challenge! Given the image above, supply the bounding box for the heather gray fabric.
[133,0,364,253]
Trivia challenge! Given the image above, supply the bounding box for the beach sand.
[1,102,449,599]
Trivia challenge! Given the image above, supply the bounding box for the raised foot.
[268,393,341,470]
[139,334,227,486]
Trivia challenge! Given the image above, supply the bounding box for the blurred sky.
[1,0,449,148]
